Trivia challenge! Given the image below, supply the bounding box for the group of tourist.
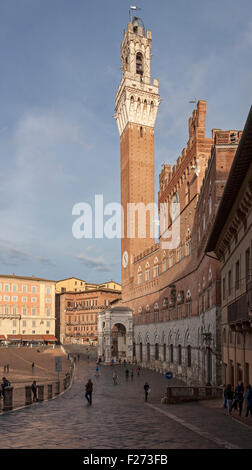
[0,377,11,399]
[223,382,252,418]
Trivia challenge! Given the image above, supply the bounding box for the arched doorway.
[111,323,127,359]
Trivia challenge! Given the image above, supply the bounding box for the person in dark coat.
[1,377,11,399]
[232,382,244,416]
[31,381,37,402]
[245,384,252,418]
[85,379,93,405]
[144,382,150,402]
[225,384,234,416]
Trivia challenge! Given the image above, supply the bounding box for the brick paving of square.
[0,355,252,449]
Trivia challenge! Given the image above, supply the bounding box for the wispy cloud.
[0,239,30,267]
[37,256,56,267]
[75,253,111,272]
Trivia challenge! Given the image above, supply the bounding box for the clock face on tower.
[122,250,129,268]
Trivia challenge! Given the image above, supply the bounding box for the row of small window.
[137,304,192,323]
[0,284,51,294]
[10,320,51,327]
[0,306,51,316]
[11,330,50,335]
[137,244,192,284]
[0,296,38,302]
[67,315,95,322]
[222,248,250,300]
[68,299,101,308]
[0,296,51,303]
[68,326,95,331]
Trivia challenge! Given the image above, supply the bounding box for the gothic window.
[136,52,143,75]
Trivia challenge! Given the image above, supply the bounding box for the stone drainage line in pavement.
[146,403,241,450]
[0,361,76,417]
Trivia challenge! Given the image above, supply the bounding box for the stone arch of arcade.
[97,307,133,364]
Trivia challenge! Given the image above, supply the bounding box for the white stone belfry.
[97,307,133,364]
[115,17,160,136]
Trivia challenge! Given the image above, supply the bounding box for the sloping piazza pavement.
[0,356,252,449]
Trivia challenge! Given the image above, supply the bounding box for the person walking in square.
[131,370,134,381]
[113,372,118,385]
[85,379,93,406]
[225,384,234,416]
[125,369,129,381]
[245,384,252,418]
[31,381,37,402]
[232,382,244,416]
[144,382,150,402]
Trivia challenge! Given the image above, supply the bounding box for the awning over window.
[43,335,57,342]
[7,335,22,341]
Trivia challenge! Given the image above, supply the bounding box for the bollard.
[25,385,32,405]
[55,381,60,395]
[37,385,44,402]
[193,387,199,399]
[47,384,53,399]
[166,387,172,402]
[3,386,13,411]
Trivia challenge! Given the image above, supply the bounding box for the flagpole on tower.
[129,5,141,22]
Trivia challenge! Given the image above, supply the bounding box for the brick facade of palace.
[120,101,242,385]
[56,288,121,345]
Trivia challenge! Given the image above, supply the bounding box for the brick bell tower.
[115,16,160,289]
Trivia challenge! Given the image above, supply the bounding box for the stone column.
[104,314,111,364]
[25,385,32,405]
[3,387,13,411]
[37,385,44,401]
[126,332,133,363]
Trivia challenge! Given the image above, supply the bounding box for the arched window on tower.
[136,52,143,75]
[140,126,143,138]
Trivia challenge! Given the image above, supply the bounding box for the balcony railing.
[227,292,251,323]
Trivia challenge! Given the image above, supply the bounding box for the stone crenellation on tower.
[115,18,160,136]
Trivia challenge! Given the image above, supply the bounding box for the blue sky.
[0,0,252,283]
